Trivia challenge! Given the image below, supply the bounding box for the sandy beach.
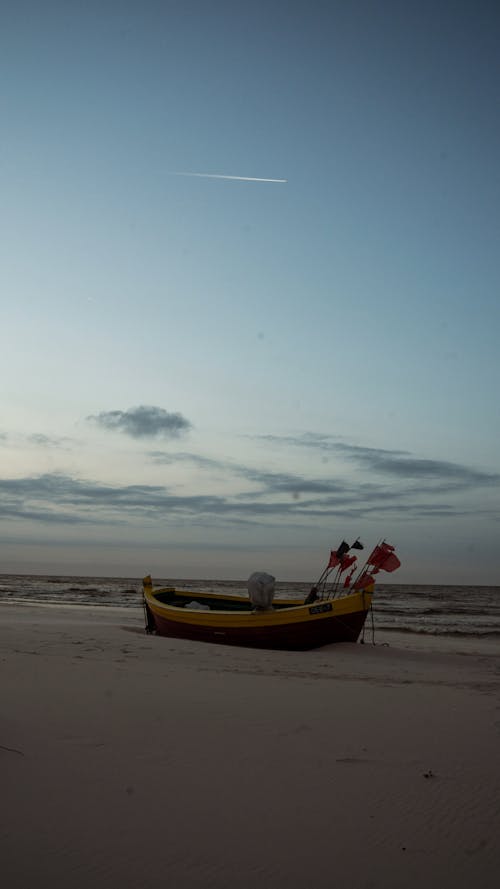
[2,603,499,889]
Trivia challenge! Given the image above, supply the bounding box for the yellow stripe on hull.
[145,587,372,629]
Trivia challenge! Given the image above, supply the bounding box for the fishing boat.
[142,539,401,650]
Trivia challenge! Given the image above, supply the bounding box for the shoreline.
[1,598,499,657]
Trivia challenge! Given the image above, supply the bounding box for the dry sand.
[2,602,499,889]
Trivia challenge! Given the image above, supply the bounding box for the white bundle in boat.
[247,571,276,610]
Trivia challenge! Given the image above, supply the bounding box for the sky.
[1,0,499,583]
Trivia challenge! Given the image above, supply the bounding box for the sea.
[1,575,499,653]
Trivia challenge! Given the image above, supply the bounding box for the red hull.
[147,605,369,650]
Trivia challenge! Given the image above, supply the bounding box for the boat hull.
[144,587,372,650]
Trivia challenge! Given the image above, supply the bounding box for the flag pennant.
[379,552,401,572]
[339,554,357,573]
[343,567,357,588]
[367,542,393,566]
[367,542,401,573]
[328,540,350,569]
[336,540,350,558]
[351,540,364,550]
[353,571,376,590]
[328,551,340,569]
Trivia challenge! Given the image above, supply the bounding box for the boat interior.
[153,588,302,612]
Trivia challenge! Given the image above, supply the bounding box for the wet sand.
[2,603,500,888]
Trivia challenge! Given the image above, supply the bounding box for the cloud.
[148,446,499,502]
[88,406,192,439]
[0,473,222,526]
[1,468,499,532]
[28,433,61,446]
[149,451,221,470]
[27,433,74,449]
[252,434,500,491]
[149,450,352,497]
[2,427,499,535]
[0,432,75,451]
[330,443,500,487]
[144,448,500,526]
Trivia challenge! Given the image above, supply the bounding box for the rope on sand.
[0,743,25,756]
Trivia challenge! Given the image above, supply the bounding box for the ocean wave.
[375,605,500,618]
[378,625,500,638]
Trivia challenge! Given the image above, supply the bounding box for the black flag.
[335,540,350,558]
[351,540,364,550]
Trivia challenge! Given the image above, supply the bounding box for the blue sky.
[1,1,499,582]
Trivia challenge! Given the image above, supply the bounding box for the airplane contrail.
[171,171,287,183]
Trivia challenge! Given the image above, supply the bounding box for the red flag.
[379,552,401,572]
[343,567,356,588]
[328,550,341,568]
[368,542,390,563]
[339,554,357,573]
[353,571,376,590]
[367,542,399,569]
[368,543,401,573]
